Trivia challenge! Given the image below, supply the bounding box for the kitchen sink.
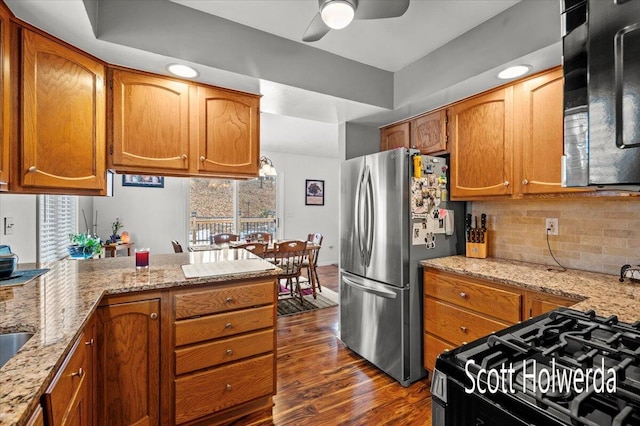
[0,332,34,369]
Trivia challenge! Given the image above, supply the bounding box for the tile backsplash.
[470,198,640,276]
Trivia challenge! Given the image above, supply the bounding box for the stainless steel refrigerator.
[339,148,464,387]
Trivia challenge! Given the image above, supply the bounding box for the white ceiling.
[171,0,520,72]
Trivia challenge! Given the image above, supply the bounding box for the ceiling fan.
[302,0,410,42]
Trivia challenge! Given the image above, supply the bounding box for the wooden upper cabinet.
[195,86,260,176]
[380,122,409,151]
[411,109,448,154]
[110,69,191,172]
[515,67,592,195]
[20,29,106,191]
[450,87,514,198]
[0,3,10,191]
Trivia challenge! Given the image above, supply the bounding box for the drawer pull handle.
[462,341,468,345]
[200,156,206,162]
[28,166,37,173]
[459,292,467,299]
[226,349,233,355]
[226,384,232,391]
[225,323,232,329]
[150,312,158,320]
[522,179,529,185]
[182,154,187,160]
[71,368,84,378]
[460,326,467,333]
[85,339,94,346]
[504,181,510,186]
[226,297,234,303]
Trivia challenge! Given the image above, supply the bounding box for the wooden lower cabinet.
[42,329,92,425]
[423,268,577,371]
[172,278,277,425]
[96,296,161,426]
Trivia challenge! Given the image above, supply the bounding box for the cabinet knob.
[28,166,37,173]
[226,297,234,303]
[460,326,468,333]
[226,349,233,355]
[150,312,158,320]
[522,179,529,185]
[71,368,84,378]
[85,338,94,346]
[462,341,468,345]
[459,292,467,299]
[503,181,510,186]
[200,156,206,162]
[225,322,232,329]
[226,384,232,391]
[182,154,187,160]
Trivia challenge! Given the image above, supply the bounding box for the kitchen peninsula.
[0,250,279,426]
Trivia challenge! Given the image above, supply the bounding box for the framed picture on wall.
[122,174,164,188]
[305,179,324,206]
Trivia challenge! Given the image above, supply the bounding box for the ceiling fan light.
[321,0,355,30]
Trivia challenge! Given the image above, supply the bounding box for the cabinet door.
[195,86,259,176]
[517,68,591,194]
[21,30,106,190]
[450,87,513,198]
[380,122,409,151]
[524,291,575,319]
[0,4,10,191]
[110,70,191,171]
[97,299,160,426]
[411,109,447,154]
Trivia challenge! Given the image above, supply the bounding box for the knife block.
[466,232,488,259]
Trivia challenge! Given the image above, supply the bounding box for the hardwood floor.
[270,265,433,425]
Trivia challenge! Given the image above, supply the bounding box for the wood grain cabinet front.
[423,268,521,371]
[172,278,277,425]
[96,297,160,426]
[0,3,10,191]
[42,330,92,426]
[410,109,448,155]
[109,69,191,172]
[380,121,410,152]
[16,28,106,194]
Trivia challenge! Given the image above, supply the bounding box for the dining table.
[190,240,321,298]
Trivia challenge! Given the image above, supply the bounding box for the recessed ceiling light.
[497,65,531,80]
[166,63,199,78]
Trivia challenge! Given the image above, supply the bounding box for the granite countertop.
[0,250,279,426]
[420,256,639,323]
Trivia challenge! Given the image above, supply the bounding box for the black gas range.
[431,308,640,426]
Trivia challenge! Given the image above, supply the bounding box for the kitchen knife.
[465,214,472,242]
[480,214,487,243]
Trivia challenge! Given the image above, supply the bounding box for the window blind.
[38,195,78,262]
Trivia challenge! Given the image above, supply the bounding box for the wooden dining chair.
[171,240,184,253]
[234,242,267,258]
[247,232,272,243]
[273,240,308,304]
[211,233,239,245]
[303,233,323,292]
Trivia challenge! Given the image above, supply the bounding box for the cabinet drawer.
[424,333,455,372]
[174,280,274,319]
[425,299,510,347]
[175,354,273,424]
[43,332,88,425]
[425,270,521,323]
[175,305,273,346]
[175,329,274,375]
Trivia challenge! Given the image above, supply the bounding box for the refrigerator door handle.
[342,275,397,299]
[354,165,365,263]
[364,166,375,266]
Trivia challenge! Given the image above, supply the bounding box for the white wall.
[92,176,189,255]
[263,150,339,266]
[0,194,37,263]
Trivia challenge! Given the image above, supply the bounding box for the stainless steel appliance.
[562,0,640,188]
[339,148,464,387]
[431,308,640,425]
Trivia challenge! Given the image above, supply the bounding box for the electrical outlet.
[3,217,14,235]
[545,218,558,236]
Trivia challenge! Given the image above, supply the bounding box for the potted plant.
[110,217,123,242]
[68,233,102,259]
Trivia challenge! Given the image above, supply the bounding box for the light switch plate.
[4,217,14,235]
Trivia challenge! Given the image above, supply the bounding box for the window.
[189,177,277,245]
[38,195,78,262]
